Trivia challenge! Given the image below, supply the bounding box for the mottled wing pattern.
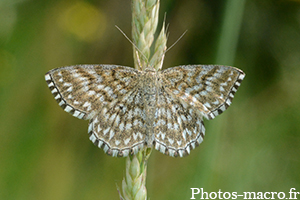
[161,65,245,120]
[46,65,147,156]
[153,85,205,157]
[88,85,147,157]
[46,64,245,158]
[45,65,139,120]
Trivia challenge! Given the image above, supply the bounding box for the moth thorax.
[142,70,157,95]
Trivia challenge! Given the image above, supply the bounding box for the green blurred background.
[1,0,300,199]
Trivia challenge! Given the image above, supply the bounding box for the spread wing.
[46,65,147,157]
[88,85,147,157]
[161,65,245,120]
[153,85,205,157]
[45,65,140,120]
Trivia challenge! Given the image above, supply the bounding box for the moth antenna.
[115,25,148,64]
[165,30,188,54]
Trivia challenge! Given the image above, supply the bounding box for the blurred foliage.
[1,0,300,199]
